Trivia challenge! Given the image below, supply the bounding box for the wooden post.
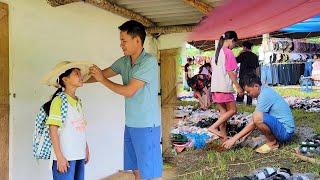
[159,48,179,156]
[0,2,9,180]
[214,39,219,50]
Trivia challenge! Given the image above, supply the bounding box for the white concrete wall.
[158,33,189,50]
[4,0,154,179]
[2,0,189,179]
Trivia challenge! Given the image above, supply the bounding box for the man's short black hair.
[243,73,262,87]
[118,20,146,45]
[242,41,253,50]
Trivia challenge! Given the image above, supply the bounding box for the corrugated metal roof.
[111,0,218,26]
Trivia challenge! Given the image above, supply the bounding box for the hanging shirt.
[258,46,264,61]
[312,61,320,81]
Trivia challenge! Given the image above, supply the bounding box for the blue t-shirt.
[255,86,295,133]
[111,49,160,128]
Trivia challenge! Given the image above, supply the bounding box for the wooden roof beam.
[85,0,156,27]
[46,0,83,7]
[47,0,156,27]
[146,24,195,35]
[182,0,213,14]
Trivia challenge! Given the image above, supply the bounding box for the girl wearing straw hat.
[41,61,92,180]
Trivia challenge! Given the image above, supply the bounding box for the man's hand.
[89,65,105,82]
[222,138,237,149]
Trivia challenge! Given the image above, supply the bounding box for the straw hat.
[41,61,93,88]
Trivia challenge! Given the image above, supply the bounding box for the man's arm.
[99,78,144,97]
[89,65,144,97]
[86,67,118,83]
[222,120,256,149]
[255,56,260,77]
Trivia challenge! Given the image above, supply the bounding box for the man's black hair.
[242,41,253,50]
[243,73,262,87]
[118,20,146,45]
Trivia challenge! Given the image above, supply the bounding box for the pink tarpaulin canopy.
[189,0,320,41]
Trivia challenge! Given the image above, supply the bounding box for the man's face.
[244,84,260,98]
[120,31,140,56]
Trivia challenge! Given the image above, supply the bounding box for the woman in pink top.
[208,31,244,141]
[312,54,320,86]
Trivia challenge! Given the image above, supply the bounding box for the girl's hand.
[85,144,90,164]
[236,86,244,96]
[57,155,69,173]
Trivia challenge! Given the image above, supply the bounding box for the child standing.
[312,54,320,86]
[41,61,91,180]
[208,31,244,141]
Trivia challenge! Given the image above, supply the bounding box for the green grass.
[274,87,320,98]
[171,89,320,179]
[169,107,320,179]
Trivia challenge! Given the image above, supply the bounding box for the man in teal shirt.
[222,74,295,154]
[89,20,162,180]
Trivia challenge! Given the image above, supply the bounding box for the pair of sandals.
[298,136,320,157]
[229,167,292,180]
[195,117,218,128]
[171,134,188,144]
[230,167,316,180]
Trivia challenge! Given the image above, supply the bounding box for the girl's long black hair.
[42,68,75,115]
[214,31,238,65]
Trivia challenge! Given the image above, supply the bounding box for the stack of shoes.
[195,117,218,128]
[171,134,188,144]
[285,97,320,113]
[171,133,190,153]
[298,134,320,157]
[229,167,317,180]
[226,113,251,137]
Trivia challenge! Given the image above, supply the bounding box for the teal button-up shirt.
[111,49,160,128]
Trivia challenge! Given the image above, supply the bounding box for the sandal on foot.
[255,143,279,154]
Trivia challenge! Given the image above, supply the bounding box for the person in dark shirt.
[184,57,193,91]
[236,41,259,105]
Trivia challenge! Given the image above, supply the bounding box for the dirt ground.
[103,168,177,180]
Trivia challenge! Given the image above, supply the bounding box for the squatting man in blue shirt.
[222,74,295,153]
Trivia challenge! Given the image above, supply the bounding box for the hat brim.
[41,61,93,88]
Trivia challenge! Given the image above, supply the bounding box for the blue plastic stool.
[300,76,313,92]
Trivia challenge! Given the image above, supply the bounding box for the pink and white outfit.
[312,61,320,80]
[211,47,238,103]
[312,61,320,86]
